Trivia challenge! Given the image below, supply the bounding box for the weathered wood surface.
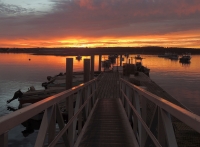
[77,72,137,147]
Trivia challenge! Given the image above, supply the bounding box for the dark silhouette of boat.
[179,53,191,63]
[76,55,82,61]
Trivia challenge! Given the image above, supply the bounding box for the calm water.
[0,53,200,117]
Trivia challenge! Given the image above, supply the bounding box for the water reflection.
[179,60,191,66]
[0,54,200,116]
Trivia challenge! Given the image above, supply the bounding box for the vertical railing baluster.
[129,88,134,127]
[87,84,91,116]
[134,91,142,146]
[158,107,166,146]
[55,104,70,147]
[68,94,74,147]
[48,105,56,145]
[35,106,54,147]
[85,85,89,118]
[82,87,87,125]
[0,132,8,147]
[78,90,83,137]
[141,96,147,147]
[125,85,130,117]
[160,108,178,147]
[119,80,122,100]
[132,90,138,139]
[72,90,81,143]
[121,82,125,106]
[91,82,95,108]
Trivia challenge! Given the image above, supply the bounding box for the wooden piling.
[84,59,90,83]
[120,54,122,66]
[66,58,73,90]
[98,55,102,72]
[91,55,94,79]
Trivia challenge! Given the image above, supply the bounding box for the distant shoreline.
[1,47,200,56]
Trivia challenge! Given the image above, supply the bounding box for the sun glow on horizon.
[1,30,200,49]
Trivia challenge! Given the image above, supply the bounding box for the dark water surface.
[0,53,200,117]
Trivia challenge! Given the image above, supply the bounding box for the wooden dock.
[73,71,200,147]
[75,72,137,147]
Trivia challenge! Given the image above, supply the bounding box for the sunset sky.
[1,0,200,48]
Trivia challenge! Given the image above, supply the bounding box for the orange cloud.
[1,0,200,48]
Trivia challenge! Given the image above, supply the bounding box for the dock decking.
[75,72,137,147]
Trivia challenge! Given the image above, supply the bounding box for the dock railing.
[120,78,200,147]
[0,76,100,147]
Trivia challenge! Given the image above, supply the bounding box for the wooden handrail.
[120,78,200,133]
[0,78,97,135]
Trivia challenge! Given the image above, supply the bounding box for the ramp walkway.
[75,72,137,147]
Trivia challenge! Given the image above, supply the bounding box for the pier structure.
[0,58,200,147]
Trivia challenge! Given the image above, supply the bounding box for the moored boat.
[158,52,172,58]
[76,55,82,61]
[179,53,191,62]
[123,54,150,76]
[169,54,179,60]
[7,86,65,108]
[134,54,143,60]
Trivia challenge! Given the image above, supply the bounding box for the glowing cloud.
[0,0,200,48]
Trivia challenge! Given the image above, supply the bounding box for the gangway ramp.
[75,98,138,147]
[75,71,138,147]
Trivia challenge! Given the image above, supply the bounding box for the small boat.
[123,54,150,76]
[179,53,191,62]
[158,52,172,58]
[169,54,179,60]
[134,54,143,60]
[76,55,82,61]
[7,86,65,108]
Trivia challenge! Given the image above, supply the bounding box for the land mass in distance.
[0,47,200,56]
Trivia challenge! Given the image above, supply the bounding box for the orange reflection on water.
[0,54,101,72]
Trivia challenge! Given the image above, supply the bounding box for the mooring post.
[84,59,90,82]
[98,55,102,72]
[65,58,74,146]
[120,54,122,66]
[66,58,73,90]
[91,55,94,79]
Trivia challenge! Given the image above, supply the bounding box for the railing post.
[141,96,147,147]
[125,85,130,117]
[0,132,8,147]
[78,90,83,136]
[87,84,92,114]
[48,105,56,144]
[160,108,178,147]
[66,58,73,90]
[121,82,125,106]
[132,90,138,138]
[35,106,55,146]
[73,90,82,143]
[55,104,70,147]
[158,108,166,147]
[68,95,74,147]
[134,91,142,146]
